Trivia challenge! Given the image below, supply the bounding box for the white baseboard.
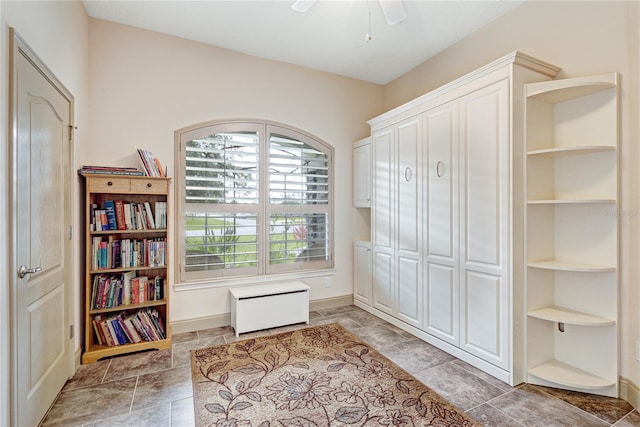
[620,376,640,410]
[309,294,354,312]
[171,313,231,335]
[170,294,354,335]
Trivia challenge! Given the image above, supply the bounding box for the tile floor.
[41,305,640,426]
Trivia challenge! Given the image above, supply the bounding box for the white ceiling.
[82,0,525,85]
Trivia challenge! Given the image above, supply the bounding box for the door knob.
[18,265,42,279]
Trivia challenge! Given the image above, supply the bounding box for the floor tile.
[197,325,235,340]
[614,410,640,426]
[173,336,225,368]
[105,348,172,381]
[171,331,198,344]
[61,358,111,392]
[466,403,524,426]
[489,384,609,427]
[84,402,171,427]
[378,337,455,375]
[536,385,634,424]
[132,366,193,411]
[171,396,196,427]
[414,361,505,410]
[41,378,137,426]
[450,359,514,393]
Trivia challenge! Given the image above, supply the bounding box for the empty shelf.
[529,359,615,390]
[527,260,616,272]
[527,146,615,158]
[528,306,615,326]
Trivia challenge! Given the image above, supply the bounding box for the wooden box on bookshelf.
[80,173,172,364]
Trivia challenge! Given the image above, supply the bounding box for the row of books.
[137,148,166,177]
[91,200,167,231]
[93,308,166,347]
[78,165,145,176]
[91,273,165,310]
[91,236,166,270]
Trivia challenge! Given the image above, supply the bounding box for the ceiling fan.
[291,0,407,26]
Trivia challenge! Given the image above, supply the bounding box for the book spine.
[114,200,127,230]
[79,169,145,176]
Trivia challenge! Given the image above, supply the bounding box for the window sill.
[173,269,336,292]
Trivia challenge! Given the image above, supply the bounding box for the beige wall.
[384,0,640,399]
[87,18,384,326]
[0,1,90,425]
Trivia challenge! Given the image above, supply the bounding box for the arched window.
[175,120,333,283]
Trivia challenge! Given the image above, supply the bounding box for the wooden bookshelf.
[80,174,171,364]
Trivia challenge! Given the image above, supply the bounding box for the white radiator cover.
[229,281,310,337]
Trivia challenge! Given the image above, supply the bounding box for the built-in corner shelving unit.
[525,73,619,397]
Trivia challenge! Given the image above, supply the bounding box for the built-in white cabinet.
[424,77,511,370]
[525,73,619,397]
[354,240,372,306]
[372,116,422,329]
[353,138,371,208]
[366,51,561,386]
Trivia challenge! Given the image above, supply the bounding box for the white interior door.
[424,103,459,345]
[11,32,73,427]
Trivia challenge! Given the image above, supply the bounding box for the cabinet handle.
[436,161,443,178]
[147,182,152,188]
[404,167,412,182]
[107,181,113,186]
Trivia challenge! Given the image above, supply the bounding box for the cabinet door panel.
[373,130,394,251]
[461,270,507,368]
[373,251,394,314]
[353,143,371,207]
[397,255,421,327]
[425,262,458,345]
[397,118,421,254]
[354,241,371,304]
[425,105,456,259]
[460,80,509,270]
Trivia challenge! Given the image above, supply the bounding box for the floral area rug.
[190,323,480,426]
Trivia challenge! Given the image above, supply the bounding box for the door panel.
[372,251,394,314]
[396,118,421,254]
[425,105,456,259]
[424,104,458,344]
[13,35,72,427]
[372,129,394,252]
[462,271,507,369]
[354,241,371,304]
[397,256,420,327]
[460,80,509,270]
[425,262,457,345]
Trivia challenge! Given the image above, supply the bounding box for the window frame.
[174,119,334,286]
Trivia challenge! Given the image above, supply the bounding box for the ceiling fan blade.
[291,0,317,13]
[379,0,407,25]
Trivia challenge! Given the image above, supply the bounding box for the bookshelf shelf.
[89,299,168,315]
[81,173,172,364]
[90,228,168,236]
[89,265,166,275]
